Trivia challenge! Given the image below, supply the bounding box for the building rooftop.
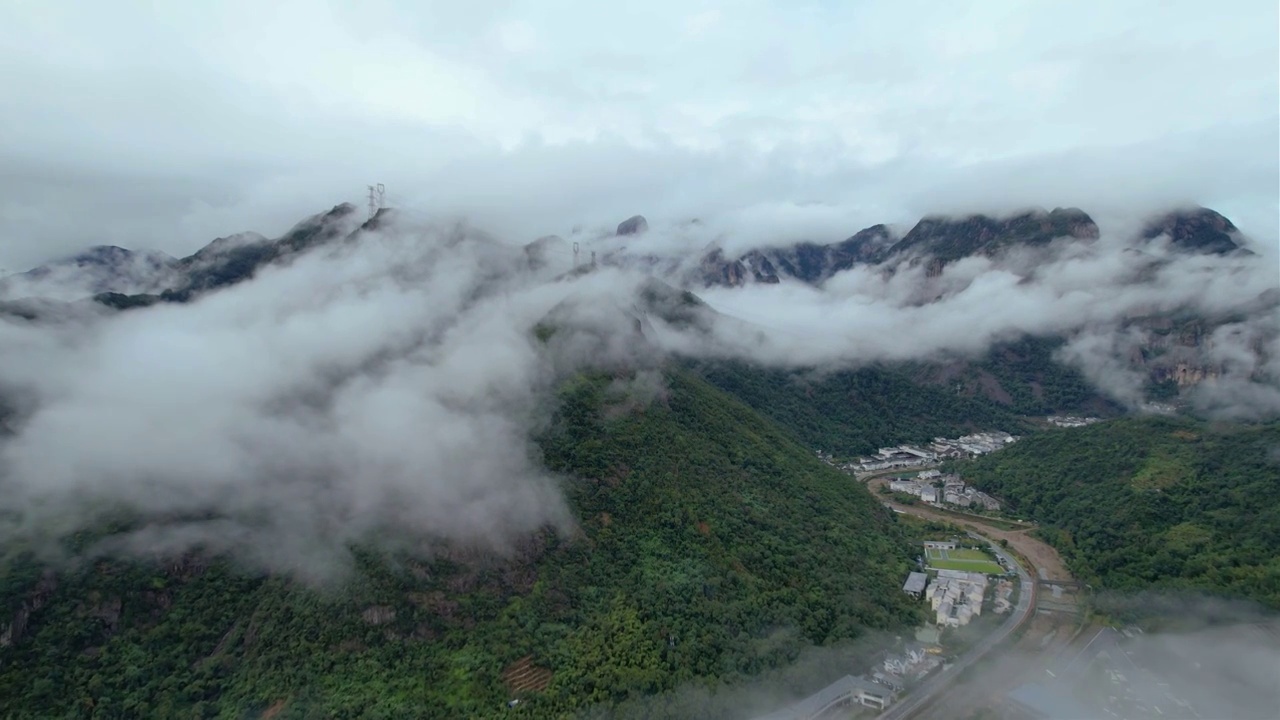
[903,572,928,594]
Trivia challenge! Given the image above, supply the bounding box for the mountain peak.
[885,208,1099,274]
[616,215,649,236]
[1140,207,1245,255]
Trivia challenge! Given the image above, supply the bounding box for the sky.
[1,0,1278,270]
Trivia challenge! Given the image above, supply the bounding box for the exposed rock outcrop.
[0,570,57,650]
[616,215,649,236]
[1141,207,1246,255]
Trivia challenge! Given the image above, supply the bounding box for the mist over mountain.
[0,1,1276,716]
[0,199,1272,577]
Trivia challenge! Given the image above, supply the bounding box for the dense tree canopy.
[957,417,1280,609]
[0,368,922,719]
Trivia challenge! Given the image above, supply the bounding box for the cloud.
[0,0,1276,579]
[646,227,1280,418]
[0,217,664,579]
[0,0,1276,270]
[0,195,1275,582]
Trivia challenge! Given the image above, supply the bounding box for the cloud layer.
[1,0,1276,270]
[0,220,626,578]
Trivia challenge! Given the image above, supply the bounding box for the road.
[876,529,1036,720]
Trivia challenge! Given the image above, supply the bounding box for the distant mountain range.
[0,203,371,316]
[0,201,1269,415]
[686,206,1250,288]
[0,203,1253,306]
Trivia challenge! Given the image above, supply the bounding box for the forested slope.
[0,368,920,719]
[958,417,1280,609]
[689,360,1029,457]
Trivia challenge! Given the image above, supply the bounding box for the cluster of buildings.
[888,472,1002,511]
[1046,415,1102,428]
[840,431,1017,473]
[848,445,936,472]
[927,570,989,627]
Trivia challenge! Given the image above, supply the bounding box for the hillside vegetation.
[0,368,920,719]
[957,417,1280,609]
[690,360,1029,457]
[689,336,1116,460]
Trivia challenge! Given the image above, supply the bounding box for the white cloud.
[0,0,1274,271]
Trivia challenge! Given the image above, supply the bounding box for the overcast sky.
[2,0,1277,270]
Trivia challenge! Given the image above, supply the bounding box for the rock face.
[361,606,397,625]
[0,571,57,650]
[616,215,649,236]
[1141,207,1245,255]
[696,248,749,287]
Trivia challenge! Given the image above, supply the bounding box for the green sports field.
[925,547,1003,574]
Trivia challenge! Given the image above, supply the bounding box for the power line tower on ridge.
[367,183,386,218]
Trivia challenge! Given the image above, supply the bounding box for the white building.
[889,479,923,495]
[926,571,989,627]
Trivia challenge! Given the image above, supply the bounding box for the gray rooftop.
[903,572,928,594]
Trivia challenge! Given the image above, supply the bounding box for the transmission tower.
[367,183,386,218]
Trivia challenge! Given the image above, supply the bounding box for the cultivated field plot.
[925,547,1004,574]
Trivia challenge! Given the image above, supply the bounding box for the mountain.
[689,359,1033,456]
[695,224,898,288]
[956,416,1280,613]
[0,367,922,719]
[616,215,649,236]
[690,205,1256,290]
[0,204,366,313]
[1140,207,1249,256]
[880,207,1099,277]
[157,203,364,303]
[690,208,1101,288]
[0,245,178,301]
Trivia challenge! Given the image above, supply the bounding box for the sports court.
[925,546,1004,574]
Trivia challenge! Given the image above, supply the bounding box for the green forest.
[957,417,1280,609]
[688,337,1115,460]
[688,360,1026,457]
[0,368,922,719]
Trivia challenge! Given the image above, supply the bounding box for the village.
[814,430,1018,474]
[750,533,1024,720]
[753,434,1027,719]
[886,470,1003,511]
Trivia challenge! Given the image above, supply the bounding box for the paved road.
[877,531,1036,720]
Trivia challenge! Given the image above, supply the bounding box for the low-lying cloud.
[0,205,1276,579]
[666,229,1279,417]
[0,218,663,579]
